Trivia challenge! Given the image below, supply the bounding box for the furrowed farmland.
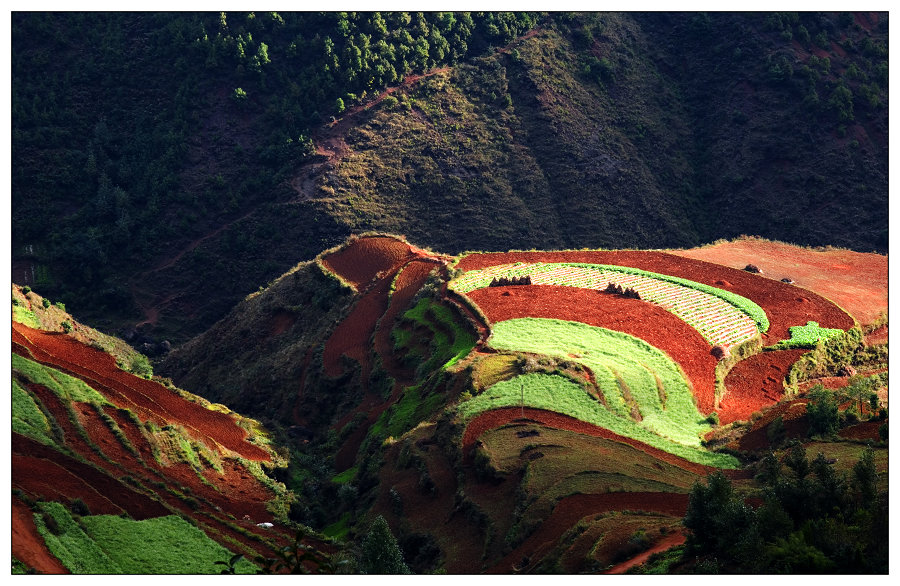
[17,234,888,574]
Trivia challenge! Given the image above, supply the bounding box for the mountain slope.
[11,12,887,345]
[11,285,333,573]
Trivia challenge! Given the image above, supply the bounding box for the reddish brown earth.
[12,496,70,575]
[11,320,302,572]
[839,420,885,441]
[321,235,419,289]
[671,238,887,328]
[488,492,690,574]
[468,286,718,413]
[456,250,856,344]
[322,236,452,470]
[13,322,268,460]
[719,349,809,425]
[728,398,811,453]
[463,408,716,476]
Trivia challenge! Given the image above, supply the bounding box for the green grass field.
[12,378,55,447]
[401,298,477,370]
[34,502,258,574]
[12,353,110,406]
[458,372,738,468]
[487,319,712,446]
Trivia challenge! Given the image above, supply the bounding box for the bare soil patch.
[468,285,717,413]
[321,235,417,289]
[719,349,809,425]
[671,238,887,328]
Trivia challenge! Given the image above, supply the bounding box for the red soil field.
[322,273,393,378]
[468,285,718,413]
[13,433,170,519]
[12,322,269,461]
[719,349,809,425]
[456,250,855,344]
[463,407,716,476]
[12,329,295,571]
[320,235,418,288]
[839,420,885,441]
[671,238,888,328]
[488,491,690,574]
[729,399,811,453]
[329,256,444,470]
[12,496,70,575]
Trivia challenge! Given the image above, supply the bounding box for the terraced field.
[451,262,765,348]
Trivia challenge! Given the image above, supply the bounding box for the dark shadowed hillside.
[12,12,887,346]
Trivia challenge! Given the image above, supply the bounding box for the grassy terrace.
[34,502,257,574]
[450,262,767,347]
[458,372,738,469]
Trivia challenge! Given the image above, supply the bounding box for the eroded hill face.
[10,286,313,573]
[156,234,887,573]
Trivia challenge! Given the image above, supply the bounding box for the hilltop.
[156,233,887,573]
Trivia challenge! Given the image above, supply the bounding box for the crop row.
[487,318,716,448]
[457,371,738,469]
[451,262,766,348]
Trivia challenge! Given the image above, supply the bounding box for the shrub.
[22,286,31,294]
[70,498,90,516]
[42,298,51,308]
[61,321,73,333]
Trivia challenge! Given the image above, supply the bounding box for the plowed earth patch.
[719,349,808,425]
[468,285,717,413]
[488,491,689,574]
[457,250,855,343]
[12,322,268,460]
[321,235,417,288]
[672,239,887,328]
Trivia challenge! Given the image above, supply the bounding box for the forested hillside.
[11,12,887,344]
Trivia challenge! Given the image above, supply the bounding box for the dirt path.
[604,531,686,574]
[130,209,257,328]
[290,67,452,202]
